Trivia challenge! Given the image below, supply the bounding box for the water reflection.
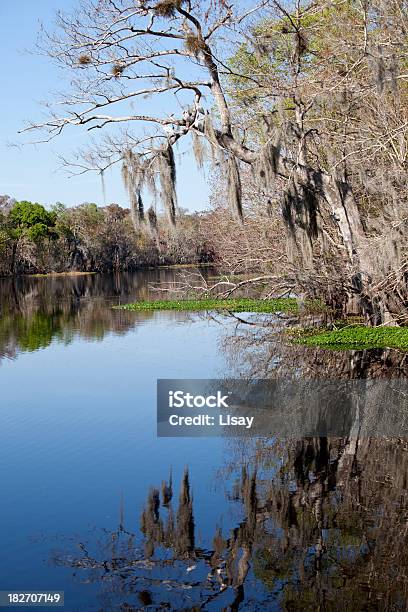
[50,313,408,609]
[2,274,408,609]
[221,312,408,379]
[53,433,408,610]
[0,270,209,361]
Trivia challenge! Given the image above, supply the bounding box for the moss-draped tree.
[25,0,408,323]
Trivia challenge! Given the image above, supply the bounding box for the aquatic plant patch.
[115,297,299,314]
[295,326,408,350]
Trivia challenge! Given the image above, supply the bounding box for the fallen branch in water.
[147,270,296,299]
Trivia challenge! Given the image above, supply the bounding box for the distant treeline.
[0,196,213,276]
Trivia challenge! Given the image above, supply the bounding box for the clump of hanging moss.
[111,63,124,77]
[184,32,207,56]
[121,144,177,231]
[78,54,92,66]
[294,325,408,351]
[153,0,182,17]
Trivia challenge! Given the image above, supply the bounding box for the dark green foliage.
[9,201,57,241]
[0,196,213,276]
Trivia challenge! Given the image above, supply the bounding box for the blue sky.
[0,0,210,211]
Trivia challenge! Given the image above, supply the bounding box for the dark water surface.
[1,272,408,610]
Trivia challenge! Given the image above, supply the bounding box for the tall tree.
[25,0,408,322]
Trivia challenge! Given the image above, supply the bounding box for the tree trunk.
[11,241,18,275]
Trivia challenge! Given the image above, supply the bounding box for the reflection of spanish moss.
[224,467,257,595]
[176,469,195,556]
[161,468,172,506]
[50,467,263,608]
[51,437,408,609]
[139,468,195,559]
[138,466,260,604]
[140,488,162,558]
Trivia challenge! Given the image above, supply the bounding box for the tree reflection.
[220,312,408,380]
[51,433,408,609]
[51,345,408,609]
[0,270,200,362]
[42,305,408,609]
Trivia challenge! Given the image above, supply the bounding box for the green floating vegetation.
[296,326,408,351]
[115,297,298,314]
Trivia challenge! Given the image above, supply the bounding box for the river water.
[0,271,407,610]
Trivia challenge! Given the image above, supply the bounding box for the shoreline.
[0,262,214,280]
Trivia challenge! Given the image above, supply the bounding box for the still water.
[0,271,407,610]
